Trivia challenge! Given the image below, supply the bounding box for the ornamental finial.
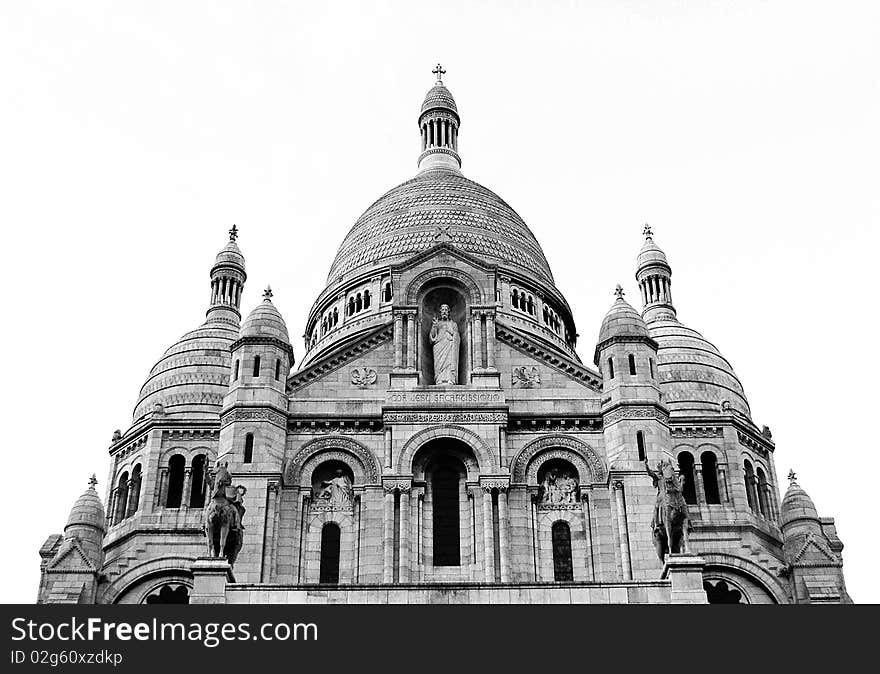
[229,224,239,242]
[432,63,446,84]
[788,469,797,483]
[643,223,653,240]
[614,284,625,300]
[88,474,98,490]
[263,285,273,300]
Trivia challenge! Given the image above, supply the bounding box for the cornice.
[289,324,392,391]
[230,334,294,359]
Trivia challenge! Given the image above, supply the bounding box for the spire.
[208,227,247,324]
[418,64,461,171]
[636,224,676,323]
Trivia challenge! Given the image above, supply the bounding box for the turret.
[207,225,247,326]
[418,64,461,172]
[37,476,106,603]
[636,224,675,324]
[780,471,851,603]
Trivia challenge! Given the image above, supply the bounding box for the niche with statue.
[419,284,470,385]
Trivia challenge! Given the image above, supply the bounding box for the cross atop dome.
[88,474,98,490]
[614,284,625,300]
[432,63,446,84]
[788,469,797,483]
[229,224,239,242]
[263,285,273,300]
[643,223,653,240]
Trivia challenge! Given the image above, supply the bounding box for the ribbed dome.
[649,318,751,418]
[780,478,820,529]
[327,168,554,283]
[65,481,105,533]
[421,83,458,116]
[214,239,245,269]
[637,234,670,272]
[133,319,237,423]
[242,291,290,343]
[597,292,649,345]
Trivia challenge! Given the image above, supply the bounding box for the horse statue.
[645,458,690,560]
[203,461,247,566]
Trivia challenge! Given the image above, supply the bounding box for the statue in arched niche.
[316,469,353,505]
[540,467,579,505]
[430,303,460,385]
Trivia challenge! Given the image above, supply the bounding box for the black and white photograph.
[1,1,877,663]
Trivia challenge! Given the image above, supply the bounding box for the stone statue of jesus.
[429,303,460,385]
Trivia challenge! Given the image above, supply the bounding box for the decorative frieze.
[382,478,412,494]
[221,407,287,429]
[671,426,724,439]
[290,418,383,434]
[383,411,507,425]
[386,390,504,405]
[738,431,770,457]
[603,405,669,427]
[509,417,601,432]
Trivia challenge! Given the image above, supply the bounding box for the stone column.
[717,463,730,503]
[481,488,495,582]
[580,492,595,581]
[613,481,633,580]
[125,478,139,518]
[383,486,395,583]
[399,486,412,582]
[485,312,496,370]
[182,468,192,508]
[694,464,705,504]
[471,311,483,371]
[393,312,403,368]
[497,487,511,582]
[405,310,416,369]
[384,427,393,470]
[157,468,169,508]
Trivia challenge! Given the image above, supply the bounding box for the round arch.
[699,552,789,604]
[397,425,495,475]
[404,267,483,305]
[100,555,197,604]
[285,436,381,486]
[511,435,606,484]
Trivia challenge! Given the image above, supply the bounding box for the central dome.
[327,167,555,284]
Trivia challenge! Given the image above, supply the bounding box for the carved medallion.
[512,366,541,388]
[351,367,378,387]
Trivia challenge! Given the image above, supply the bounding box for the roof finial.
[614,284,625,300]
[229,224,239,242]
[643,223,653,240]
[263,285,273,300]
[88,474,98,490]
[788,469,797,483]
[432,63,446,84]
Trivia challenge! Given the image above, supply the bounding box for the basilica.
[38,70,851,604]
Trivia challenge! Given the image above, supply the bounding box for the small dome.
[214,239,245,270]
[637,234,670,272]
[780,476,820,529]
[65,477,105,534]
[597,287,650,345]
[241,288,290,343]
[421,83,458,116]
[649,318,751,418]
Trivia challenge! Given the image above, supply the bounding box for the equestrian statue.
[644,457,691,561]
[203,460,247,567]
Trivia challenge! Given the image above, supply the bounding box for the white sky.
[1,1,877,603]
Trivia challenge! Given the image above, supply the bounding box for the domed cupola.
[131,227,246,424]
[637,226,752,419]
[63,475,106,565]
[418,64,461,172]
[241,286,291,344]
[780,471,821,531]
[595,285,651,353]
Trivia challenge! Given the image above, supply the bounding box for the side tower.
[37,476,106,603]
[595,286,672,579]
[219,287,293,583]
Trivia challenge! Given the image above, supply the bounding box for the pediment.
[790,532,841,566]
[48,538,97,572]
[396,242,497,276]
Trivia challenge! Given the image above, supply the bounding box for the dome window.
[677,452,697,505]
[628,354,637,375]
[383,282,392,303]
[701,451,721,504]
[252,355,261,378]
[607,357,615,379]
[165,455,185,509]
[275,358,281,381]
[636,431,646,462]
[189,455,207,508]
[233,359,240,381]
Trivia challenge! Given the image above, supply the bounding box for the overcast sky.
[2,1,877,603]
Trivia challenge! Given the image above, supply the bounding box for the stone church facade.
[38,71,851,605]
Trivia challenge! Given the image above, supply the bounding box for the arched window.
[607,357,615,379]
[551,521,574,581]
[363,289,371,309]
[636,431,646,462]
[628,353,637,375]
[527,296,534,315]
[743,460,757,513]
[319,523,341,584]
[704,579,744,604]
[677,452,697,505]
[114,471,129,524]
[355,293,363,312]
[756,467,769,518]
[383,282,392,302]
[543,306,549,323]
[649,358,655,379]
[243,433,254,464]
[275,358,281,381]
[432,464,461,566]
[252,355,261,378]
[165,455,185,508]
[701,451,720,504]
[348,297,355,316]
[126,464,142,518]
[189,455,206,508]
[333,307,339,325]
[233,359,240,380]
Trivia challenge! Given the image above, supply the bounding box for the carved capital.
[382,477,412,494]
